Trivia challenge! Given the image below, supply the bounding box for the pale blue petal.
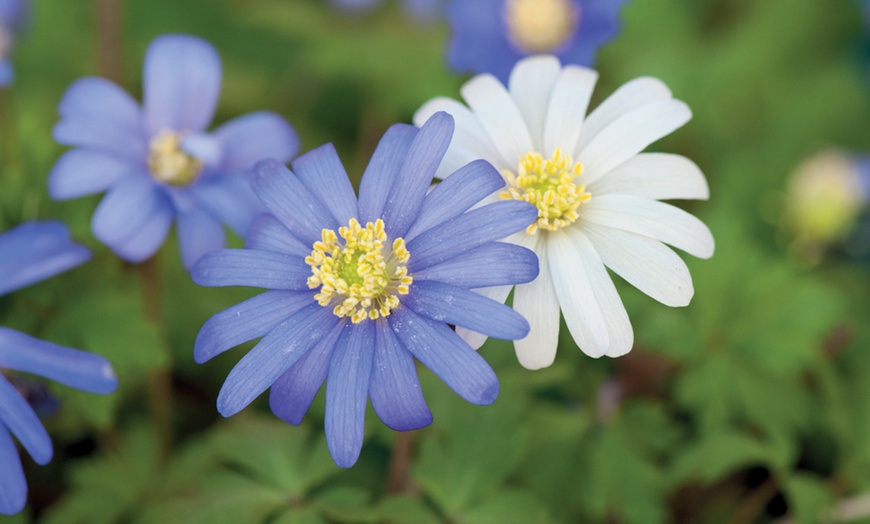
[358,124,419,224]
[0,61,12,87]
[48,149,141,200]
[0,426,27,516]
[291,144,358,226]
[412,242,538,289]
[406,200,537,271]
[390,307,498,405]
[404,280,529,340]
[215,111,299,171]
[0,375,52,465]
[189,174,262,236]
[143,35,221,135]
[244,214,311,257]
[369,320,431,431]
[217,304,341,416]
[181,133,223,167]
[194,290,315,363]
[325,322,374,468]
[177,208,226,270]
[0,221,90,296]
[0,328,118,394]
[191,249,310,290]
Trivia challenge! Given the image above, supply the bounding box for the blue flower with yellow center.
[49,34,299,269]
[191,112,539,467]
[0,0,28,86]
[0,222,117,515]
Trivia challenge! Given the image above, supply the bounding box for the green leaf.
[458,490,554,524]
[668,431,789,486]
[782,473,833,524]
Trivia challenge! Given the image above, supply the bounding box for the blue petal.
[91,176,174,263]
[217,303,341,417]
[251,159,339,245]
[358,124,419,224]
[53,77,146,160]
[291,144,358,226]
[269,321,343,425]
[191,249,310,290]
[0,425,27,516]
[214,111,300,171]
[557,0,625,68]
[0,60,12,87]
[446,0,523,83]
[412,242,538,289]
[48,149,141,200]
[404,159,504,241]
[404,280,529,340]
[194,290,315,363]
[0,0,28,26]
[369,320,432,431]
[0,375,52,465]
[389,307,498,405]
[181,132,223,167]
[189,173,263,236]
[244,214,311,257]
[0,221,91,296]
[325,322,374,468]
[382,112,454,238]
[143,34,221,135]
[177,208,226,270]
[406,200,537,272]
[0,328,118,394]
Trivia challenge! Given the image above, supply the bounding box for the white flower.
[413,55,714,369]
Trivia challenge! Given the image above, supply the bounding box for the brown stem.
[387,431,415,494]
[95,0,123,83]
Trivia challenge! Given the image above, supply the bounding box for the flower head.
[414,55,714,369]
[50,34,299,269]
[0,222,117,515]
[446,0,625,83]
[192,112,539,467]
[0,0,28,86]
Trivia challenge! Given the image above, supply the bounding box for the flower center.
[500,149,591,234]
[503,0,580,54]
[305,218,412,324]
[147,130,203,187]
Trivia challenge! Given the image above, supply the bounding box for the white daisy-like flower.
[413,54,714,369]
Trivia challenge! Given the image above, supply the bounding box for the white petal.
[589,153,709,201]
[513,235,561,369]
[508,55,562,152]
[581,194,714,259]
[581,223,694,307]
[456,285,513,350]
[543,66,598,157]
[579,99,692,185]
[460,74,535,168]
[574,77,673,155]
[414,96,502,178]
[548,230,610,358]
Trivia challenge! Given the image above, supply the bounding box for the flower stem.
[95,0,124,82]
[387,431,415,494]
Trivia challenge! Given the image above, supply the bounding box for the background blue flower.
[0,0,28,86]
[446,0,625,83]
[0,221,117,515]
[191,112,539,467]
[49,34,299,269]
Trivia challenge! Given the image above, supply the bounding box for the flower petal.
[191,249,310,290]
[382,112,454,238]
[244,214,311,257]
[460,73,534,167]
[581,194,714,259]
[291,143,358,226]
[217,303,340,417]
[456,285,513,350]
[48,149,141,200]
[589,152,709,201]
[543,65,598,156]
[143,34,221,135]
[214,111,299,171]
[358,124,419,224]
[0,327,118,394]
[582,223,694,307]
[0,425,27,515]
[177,208,226,270]
[0,221,90,296]
[369,321,432,431]
[325,322,374,468]
[189,173,263,236]
[0,375,52,465]
[390,307,498,405]
[405,280,530,340]
[412,242,538,289]
[406,200,537,272]
[194,290,314,363]
[508,55,562,152]
[512,236,561,369]
[404,159,505,241]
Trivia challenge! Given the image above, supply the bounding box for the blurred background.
[2,0,870,522]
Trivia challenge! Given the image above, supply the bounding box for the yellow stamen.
[500,149,590,234]
[306,218,412,323]
[147,130,203,187]
[503,0,579,54]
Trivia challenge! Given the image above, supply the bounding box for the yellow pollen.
[147,130,203,187]
[305,218,412,324]
[499,149,590,234]
[503,0,580,54]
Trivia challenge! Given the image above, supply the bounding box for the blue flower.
[192,112,539,467]
[0,0,28,86]
[332,0,442,20]
[49,34,299,269]
[0,221,117,515]
[446,0,625,83]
